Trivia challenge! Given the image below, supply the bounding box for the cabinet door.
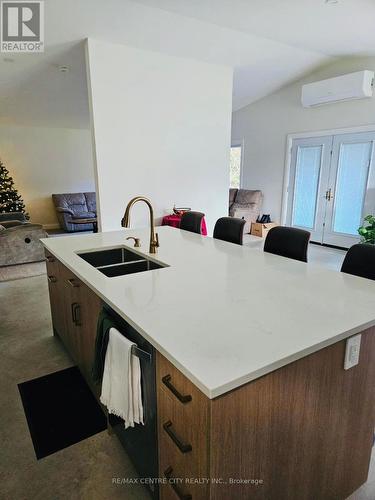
[45,251,66,338]
[78,281,102,390]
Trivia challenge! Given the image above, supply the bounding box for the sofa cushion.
[71,211,96,219]
[0,223,47,266]
[235,189,263,206]
[52,193,87,212]
[0,211,26,223]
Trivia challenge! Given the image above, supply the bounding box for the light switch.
[344,334,361,370]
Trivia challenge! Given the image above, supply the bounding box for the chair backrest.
[52,193,88,215]
[341,243,375,281]
[213,217,246,245]
[264,226,310,262]
[180,211,205,234]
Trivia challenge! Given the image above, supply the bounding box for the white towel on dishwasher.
[100,327,144,429]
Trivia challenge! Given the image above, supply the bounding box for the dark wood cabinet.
[157,329,375,500]
[45,249,375,500]
[77,281,102,392]
[45,250,102,392]
[45,251,66,338]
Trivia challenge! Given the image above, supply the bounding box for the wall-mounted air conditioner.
[301,70,374,107]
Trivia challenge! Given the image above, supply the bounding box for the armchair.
[229,189,263,233]
[52,193,96,232]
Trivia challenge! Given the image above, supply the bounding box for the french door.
[286,131,375,248]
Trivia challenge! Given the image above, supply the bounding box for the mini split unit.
[301,70,374,107]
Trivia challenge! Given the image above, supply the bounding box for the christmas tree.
[0,159,29,219]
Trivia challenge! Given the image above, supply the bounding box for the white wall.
[0,125,95,227]
[86,39,233,234]
[232,56,375,221]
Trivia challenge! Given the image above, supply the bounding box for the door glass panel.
[230,145,242,188]
[332,142,371,235]
[292,146,322,229]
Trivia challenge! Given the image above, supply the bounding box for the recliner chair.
[52,192,96,232]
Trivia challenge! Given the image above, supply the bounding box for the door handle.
[164,467,192,500]
[325,188,334,201]
[163,420,192,453]
[161,374,192,404]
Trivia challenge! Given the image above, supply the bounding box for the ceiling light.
[3,57,14,63]
[325,0,339,4]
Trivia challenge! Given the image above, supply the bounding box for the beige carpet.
[0,261,46,282]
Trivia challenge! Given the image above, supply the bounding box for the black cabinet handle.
[163,420,192,453]
[162,375,192,404]
[164,466,192,500]
[71,303,76,324]
[71,303,81,326]
[46,255,55,263]
[74,303,81,326]
[47,275,57,283]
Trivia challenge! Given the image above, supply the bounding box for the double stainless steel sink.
[78,247,166,277]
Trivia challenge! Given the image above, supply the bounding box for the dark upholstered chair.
[341,244,375,281]
[213,217,246,245]
[180,211,205,234]
[264,226,310,262]
[52,192,96,232]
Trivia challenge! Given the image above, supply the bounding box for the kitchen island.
[41,226,375,500]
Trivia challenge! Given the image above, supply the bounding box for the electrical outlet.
[344,334,362,370]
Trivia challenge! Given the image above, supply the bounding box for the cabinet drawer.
[157,354,207,415]
[157,353,209,500]
[158,387,208,462]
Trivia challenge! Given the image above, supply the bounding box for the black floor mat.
[18,366,107,459]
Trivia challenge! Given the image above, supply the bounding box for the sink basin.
[77,247,166,277]
[99,259,163,277]
[78,247,144,267]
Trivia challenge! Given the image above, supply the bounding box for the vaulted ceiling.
[1,0,374,128]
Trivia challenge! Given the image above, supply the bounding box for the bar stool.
[264,226,310,262]
[341,243,375,280]
[213,217,246,245]
[180,211,205,234]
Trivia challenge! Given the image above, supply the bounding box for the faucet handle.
[126,236,141,248]
[155,232,159,247]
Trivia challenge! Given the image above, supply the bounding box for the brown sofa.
[229,189,263,233]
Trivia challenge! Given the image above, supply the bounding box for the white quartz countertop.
[42,227,375,398]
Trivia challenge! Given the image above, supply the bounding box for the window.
[230,145,242,188]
